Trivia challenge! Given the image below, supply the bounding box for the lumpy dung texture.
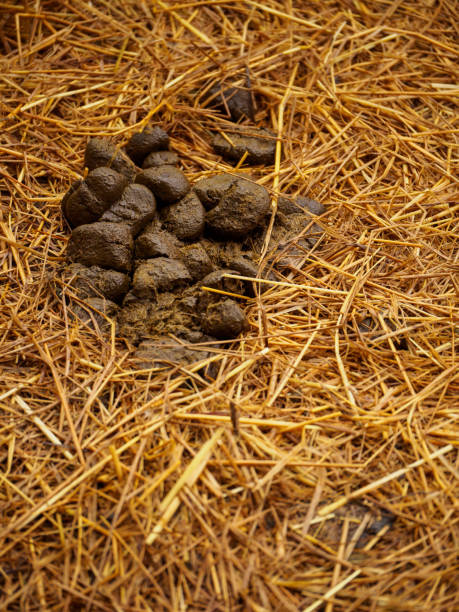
[61,128,325,367]
[84,138,136,181]
[212,127,276,165]
[125,126,170,166]
[67,222,134,273]
[205,83,255,121]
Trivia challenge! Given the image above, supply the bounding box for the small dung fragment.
[84,138,136,181]
[254,206,324,266]
[202,299,246,339]
[206,83,254,121]
[125,126,170,165]
[117,298,152,345]
[277,196,300,216]
[198,269,246,309]
[70,296,119,334]
[65,263,130,302]
[277,195,325,217]
[135,166,190,204]
[205,175,270,239]
[85,167,129,204]
[142,150,179,169]
[135,226,182,259]
[199,269,245,293]
[132,258,192,298]
[61,179,82,219]
[100,183,156,235]
[134,337,211,369]
[226,255,273,294]
[212,127,276,165]
[194,173,237,210]
[63,181,107,228]
[180,243,214,281]
[161,191,205,241]
[62,168,129,228]
[296,195,326,216]
[67,222,134,273]
[279,212,323,247]
[226,255,258,279]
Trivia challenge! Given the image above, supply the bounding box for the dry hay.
[0,1,458,610]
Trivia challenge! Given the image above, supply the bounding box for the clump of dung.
[61,125,325,369]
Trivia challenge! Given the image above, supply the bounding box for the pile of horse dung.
[62,125,325,366]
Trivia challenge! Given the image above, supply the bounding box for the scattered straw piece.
[302,569,362,612]
[318,444,454,517]
[146,427,224,545]
[15,395,75,462]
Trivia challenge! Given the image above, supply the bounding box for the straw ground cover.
[0,1,458,610]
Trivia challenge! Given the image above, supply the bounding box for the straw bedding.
[0,1,458,610]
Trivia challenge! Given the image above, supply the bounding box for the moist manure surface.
[62,127,326,366]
